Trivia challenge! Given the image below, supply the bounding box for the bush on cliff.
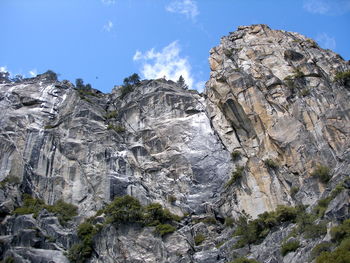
[104,195,144,224]
[311,165,331,184]
[14,194,77,225]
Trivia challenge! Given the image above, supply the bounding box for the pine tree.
[177,75,187,89]
[75,78,85,89]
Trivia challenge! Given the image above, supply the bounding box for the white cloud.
[303,0,329,14]
[195,80,206,92]
[133,51,142,61]
[133,41,195,88]
[166,0,199,20]
[29,69,37,77]
[0,66,7,72]
[101,0,115,5]
[303,0,350,15]
[316,33,336,50]
[103,21,113,32]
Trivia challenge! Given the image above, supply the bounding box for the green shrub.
[45,200,78,225]
[231,151,241,161]
[314,182,345,218]
[295,211,316,233]
[285,79,297,90]
[314,197,332,218]
[154,224,176,237]
[194,233,205,246]
[119,73,140,99]
[144,203,179,226]
[105,110,118,119]
[290,186,299,197]
[77,89,98,98]
[281,240,300,256]
[315,238,350,263]
[13,194,45,217]
[233,205,302,248]
[311,165,331,184]
[229,257,259,263]
[0,176,21,188]
[202,217,217,225]
[2,257,15,263]
[233,216,260,248]
[264,159,278,169]
[275,205,299,223]
[304,221,327,239]
[215,241,225,248]
[305,39,318,47]
[311,242,332,259]
[43,70,58,81]
[293,68,304,79]
[331,183,345,198]
[334,70,350,84]
[67,240,93,263]
[331,219,350,243]
[226,166,244,187]
[120,84,133,99]
[68,220,101,263]
[107,124,126,133]
[225,217,234,227]
[77,222,95,240]
[104,195,144,225]
[300,88,310,97]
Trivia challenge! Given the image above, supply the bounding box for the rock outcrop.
[0,25,349,263]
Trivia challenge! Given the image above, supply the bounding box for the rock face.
[207,24,350,218]
[0,25,349,263]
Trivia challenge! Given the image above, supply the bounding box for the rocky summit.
[0,24,349,263]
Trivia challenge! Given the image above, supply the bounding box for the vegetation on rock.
[334,70,350,85]
[264,159,278,169]
[231,150,241,161]
[311,164,331,184]
[0,176,21,188]
[233,205,303,248]
[314,182,345,218]
[194,233,205,246]
[281,240,300,256]
[315,238,350,263]
[68,195,180,262]
[154,224,176,237]
[104,110,118,119]
[226,166,244,187]
[107,124,126,133]
[13,194,78,225]
[229,257,259,263]
[120,73,141,99]
[310,242,332,259]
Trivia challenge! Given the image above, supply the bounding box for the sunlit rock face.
[206,24,350,218]
[0,25,349,263]
[0,75,232,217]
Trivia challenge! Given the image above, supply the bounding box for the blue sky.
[1,0,349,93]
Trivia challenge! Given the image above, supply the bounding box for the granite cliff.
[0,25,349,263]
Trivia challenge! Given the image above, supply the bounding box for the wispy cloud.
[101,0,116,5]
[133,41,195,88]
[29,69,37,77]
[316,33,336,50]
[303,0,350,15]
[103,21,114,32]
[166,0,199,20]
[194,80,206,92]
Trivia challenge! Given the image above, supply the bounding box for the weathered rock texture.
[0,25,349,263]
[207,24,350,218]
